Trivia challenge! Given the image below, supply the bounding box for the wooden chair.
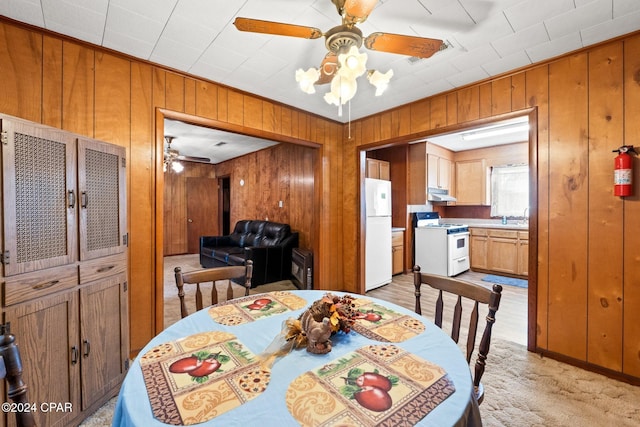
[175,260,253,318]
[0,324,37,427]
[412,265,502,404]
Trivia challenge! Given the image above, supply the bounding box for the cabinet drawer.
[4,264,78,306]
[392,232,404,246]
[470,228,488,236]
[518,231,529,240]
[488,229,518,239]
[79,252,127,284]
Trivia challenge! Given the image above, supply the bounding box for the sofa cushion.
[259,222,291,246]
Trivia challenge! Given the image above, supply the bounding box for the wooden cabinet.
[455,159,488,205]
[470,227,528,277]
[366,158,390,180]
[408,142,454,204]
[470,228,489,270]
[427,154,451,190]
[392,230,404,275]
[0,115,128,427]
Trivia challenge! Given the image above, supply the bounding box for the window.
[490,164,528,217]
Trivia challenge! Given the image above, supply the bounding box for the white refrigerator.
[365,178,392,291]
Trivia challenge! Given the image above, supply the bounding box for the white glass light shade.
[324,74,357,106]
[338,46,367,79]
[367,69,394,96]
[171,161,184,173]
[295,67,320,94]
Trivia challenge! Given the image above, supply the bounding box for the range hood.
[427,187,457,203]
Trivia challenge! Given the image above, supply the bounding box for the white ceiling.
[2,0,639,159]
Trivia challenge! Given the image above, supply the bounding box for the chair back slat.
[174,260,253,318]
[412,265,502,405]
[0,325,37,427]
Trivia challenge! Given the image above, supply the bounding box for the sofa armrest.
[245,232,299,286]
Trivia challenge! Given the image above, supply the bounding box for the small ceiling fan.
[234,0,444,88]
[164,136,211,172]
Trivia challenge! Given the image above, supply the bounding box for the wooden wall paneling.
[547,53,589,360]
[396,104,412,137]
[43,35,63,128]
[341,135,358,293]
[0,23,42,122]
[129,62,155,354]
[195,81,218,120]
[94,52,131,146]
[587,43,624,371]
[430,95,447,130]
[360,115,375,144]
[479,82,492,118]
[280,107,292,137]
[526,64,550,350]
[151,69,165,112]
[410,98,430,134]
[511,72,526,111]
[165,72,185,113]
[227,90,244,125]
[244,96,263,130]
[623,35,640,378]
[372,115,382,143]
[262,102,280,134]
[184,78,196,115]
[217,86,228,122]
[380,110,392,140]
[491,76,512,116]
[62,41,94,136]
[446,92,457,126]
[457,86,480,123]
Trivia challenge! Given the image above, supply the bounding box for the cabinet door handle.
[71,346,78,365]
[68,190,76,208]
[97,265,115,273]
[81,191,88,208]
[83,339,91,357]
[32,279,59,290]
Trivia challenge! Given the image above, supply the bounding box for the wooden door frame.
[357,108,538,351]
[153,108,321,332]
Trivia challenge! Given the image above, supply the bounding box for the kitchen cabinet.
[366,158,390,180]
[0,115,128,427]
[392,230,404,275]
[427,154,451,190]
[469,227,528,277]
[455,159,488,205]
[408,142,454,204]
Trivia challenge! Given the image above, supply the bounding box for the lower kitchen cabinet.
[470,227,528,277]
[392,230,404,275]
[2,271,128,427]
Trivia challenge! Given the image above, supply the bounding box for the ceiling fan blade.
[317,53,338,85]
[365,32,443,59]
[342,0,378,25]
[177,155,211,164]
[233,17,323,39]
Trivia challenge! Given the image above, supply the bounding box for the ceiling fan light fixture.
[171,160,184,173]
[295,67,320,94]
[338,46,367,78]
[367,69,393,96]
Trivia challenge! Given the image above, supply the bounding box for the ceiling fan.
[234,0,444,102]
[164,136,211,172]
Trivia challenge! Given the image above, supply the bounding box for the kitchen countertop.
[440,218,529,230]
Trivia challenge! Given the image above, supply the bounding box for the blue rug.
[482,274,528,288]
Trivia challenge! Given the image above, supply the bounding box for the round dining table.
[112,290,481,426]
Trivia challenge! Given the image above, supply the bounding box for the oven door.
[447,232,470,276]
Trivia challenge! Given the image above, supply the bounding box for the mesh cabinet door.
[1,117,78,276]
[77,137,127,261]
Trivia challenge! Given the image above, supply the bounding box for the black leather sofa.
[199,220,299,287]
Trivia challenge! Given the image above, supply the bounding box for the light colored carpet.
[81,255,640,426]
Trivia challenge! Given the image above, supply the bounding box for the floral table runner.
[139,331,270,425]
[207,291,307,325]
[286,344,455,426]
[351,299,426,342]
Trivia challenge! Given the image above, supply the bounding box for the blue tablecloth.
[112,290,481,426]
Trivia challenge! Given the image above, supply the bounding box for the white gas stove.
[414,212,470,277]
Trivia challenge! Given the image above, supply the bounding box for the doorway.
[218,176,230,235]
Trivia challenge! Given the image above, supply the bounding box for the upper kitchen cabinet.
[366,158,390,180]
[408,142,454,204]
[455,159,489,205]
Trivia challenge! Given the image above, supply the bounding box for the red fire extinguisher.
[613,145,637,197]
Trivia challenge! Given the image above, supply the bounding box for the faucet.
[522,207,529,225]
